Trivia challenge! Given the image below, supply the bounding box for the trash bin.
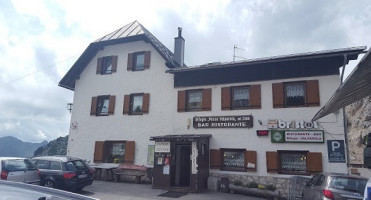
[220,177,230,193]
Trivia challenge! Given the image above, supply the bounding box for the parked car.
[31,156,94,191]
[0,157,40,185]
[302,173,368,200]
[0,180,99,200]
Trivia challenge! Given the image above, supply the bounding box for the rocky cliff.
[33,135,68,156]
[346,96,371,165]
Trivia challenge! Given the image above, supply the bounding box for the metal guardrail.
[287,176,311,200]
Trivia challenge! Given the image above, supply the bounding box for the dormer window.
[96,56,118,75]
[127,51,151,71]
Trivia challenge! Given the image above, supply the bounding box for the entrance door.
[171,144,191,187]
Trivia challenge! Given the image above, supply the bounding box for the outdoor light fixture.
[67,103,73,113]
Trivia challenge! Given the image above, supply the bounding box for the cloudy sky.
[0,0,370,143]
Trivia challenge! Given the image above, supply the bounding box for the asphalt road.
[78,180,265,200]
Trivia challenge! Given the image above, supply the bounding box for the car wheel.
[43,180,54,188]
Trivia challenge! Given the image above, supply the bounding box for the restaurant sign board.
[271,130,324,143]
[193,115,253,128]
[155,142,170,153]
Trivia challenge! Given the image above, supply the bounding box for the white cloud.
[0,0,370,142]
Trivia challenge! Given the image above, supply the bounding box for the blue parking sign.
[327,140,346,163]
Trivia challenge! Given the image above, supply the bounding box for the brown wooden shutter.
[221,87,231,110]
[124,141,135,164]
[266,151,278,173]
[210,149,221,169]
[96,58,102,74]
[111,56,118,73]
[144,51,151,69]
[142,93,150,114]
[177,90,186,112]
[108,95,115,115]
[94,141,105,163]
[123,95,130,115]
[249,85,261,109]
[127,53,133,71]
[307,152,323,173]
[245,150,257,172]
[202,88,212,111]
[306,80,320,107]
[90,97,97,116]
[272,83,284,108]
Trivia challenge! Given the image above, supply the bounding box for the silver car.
[302,173,368,200]
[0,157,40,185]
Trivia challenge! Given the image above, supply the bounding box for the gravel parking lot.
[78,180,265,200]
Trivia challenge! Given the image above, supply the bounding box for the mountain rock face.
[0,136,47,158]
[33,135,68,156]
[346,96,371,164]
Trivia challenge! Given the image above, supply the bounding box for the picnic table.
[90,163,119,181]
[113,164,147,184]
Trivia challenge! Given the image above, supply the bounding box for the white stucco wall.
[172,75,347,177]
[67,41,176,165]
[67,40,346,177]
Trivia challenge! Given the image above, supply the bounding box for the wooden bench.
[113,164,147,184]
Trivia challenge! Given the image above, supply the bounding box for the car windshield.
[329,176,368,193]
[2,159,37,172]
[65,160,87,171]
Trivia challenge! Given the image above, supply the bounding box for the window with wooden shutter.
[96,58,102,74]
[202,88,212,111]
[307,152,322,173]
[108,95,115,114]
[111,56,118,73]
[94,141,105,163]
[124,141,135,164]
[221,87,231,110]
[210,149,221,169]
[142,93,150,114]
[272,83,284,108]
[144,51,151,69]
[90,97,97,115]
[306,80,320,107]
[123,95,130,115]
[249,85,261,108]
[177,90,186,112]
[266,151,278,173]
[245,150,257,172]
[127,53,133,71]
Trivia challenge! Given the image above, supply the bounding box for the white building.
[59,21,366,194]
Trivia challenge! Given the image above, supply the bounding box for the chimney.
[174,27,185,67]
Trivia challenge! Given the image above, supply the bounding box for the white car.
[0,157,40,185]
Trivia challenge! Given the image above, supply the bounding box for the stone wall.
[346,96,371,165]
[210,173,291,196]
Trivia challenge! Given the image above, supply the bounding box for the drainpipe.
[341,54,350,172]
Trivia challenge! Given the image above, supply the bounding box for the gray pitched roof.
[167,46,367,73]
[59,21,180,90]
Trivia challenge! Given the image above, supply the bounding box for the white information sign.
[155,142,170,153]
[285,130,324,143]
[191,142,198,174]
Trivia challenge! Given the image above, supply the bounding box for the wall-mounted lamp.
[67,103,73,113]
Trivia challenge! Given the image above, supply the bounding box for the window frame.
[96,95,110,116]
[129,93,144,115]
[133,52,145,71]
[186,89,203,112]
[283,81,307,107]
[220,148,245,172]
[231,85,250,110]
[277,150,309,175]
[101,56,113,75]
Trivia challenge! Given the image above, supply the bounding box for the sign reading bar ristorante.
[193,115,253,128]
[271,130,324,143]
